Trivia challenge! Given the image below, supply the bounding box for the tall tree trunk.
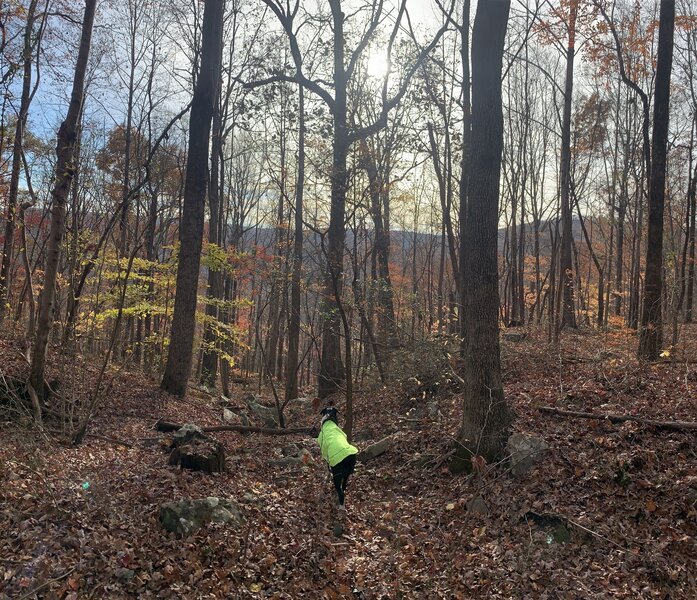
[0,0,39,317]
[628,190,643,330]
[318,0,348,399]
[362,147,396,347]
[30,0,97,398]
[614,201,626,315]
[284,87,305,401]
[161,0,225,397]
[638,0,675,360]
[685,139,696,323]
[457,0,513,468]
[144,185,158,371]
[200,64,225,388]
[266,127,287,379]
[672,172,692,345]
[458,0,471,350]
[559,2,578,331]
[119,2,138,258]
[509,194,519,325]
[615,98,630,316]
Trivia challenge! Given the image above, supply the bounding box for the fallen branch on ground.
[85,433,134,448]
[539,407,697,431]
[154,419,311,435]
[16,566,76,600]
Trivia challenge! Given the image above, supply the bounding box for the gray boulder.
[281,443,300,457]
[159,497,244,536]
[270,448,313,467]
[427,401,440,418]
[222,408,251,426]
[507,433,549,476]
[172,423,205,446]
[284,397,310,422]
[687,479,697,509]
[467,495,489,515]
[357,436,392,463]
[240,492,260,505]
[242,394,279,428]
[503,332,527,343]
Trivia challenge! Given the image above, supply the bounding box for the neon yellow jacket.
[317,420,358,467]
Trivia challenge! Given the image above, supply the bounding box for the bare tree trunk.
[628,182,643,330]
[518,181,526,324]
[284,79,305,400]
[200,62,225,388]
[361,146,396,347]
[559,2,578,331]
[685,138,696,323]
[30,0,97,398]
[318,0,349,399]
[0,0,40,316]
[458,0,471,350]
[118,1,138,257]
[144,185,158,371]
[161,0,225,397]
[457,0,513,468]
[266,132,287,380]
[510,194,519,326]
[639,0,675,359]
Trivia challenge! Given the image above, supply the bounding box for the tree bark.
[200,50,225,388]
[638,0,675,360]
[685,142,696,323]
[362,145,396,347]
[457,0,513,467]
[318,0,348,399]
[559,1,578,331]
[285,85,305,402]
[30,0,97,398]
[161,0,225,397]
[458,0,471,350]
[0,0,40,316]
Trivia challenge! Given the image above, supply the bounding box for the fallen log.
[538,407,697,431]
[155,419,311,436]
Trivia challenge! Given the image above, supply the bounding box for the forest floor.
[0,325,695,599]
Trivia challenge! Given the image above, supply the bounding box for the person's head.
[320,406,338,426]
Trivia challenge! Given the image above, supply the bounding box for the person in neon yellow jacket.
[316,407,358,510]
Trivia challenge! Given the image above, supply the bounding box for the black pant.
[331,454,356,506]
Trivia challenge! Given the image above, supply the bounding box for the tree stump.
[169,438,225,474]
[168,424,226,474]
